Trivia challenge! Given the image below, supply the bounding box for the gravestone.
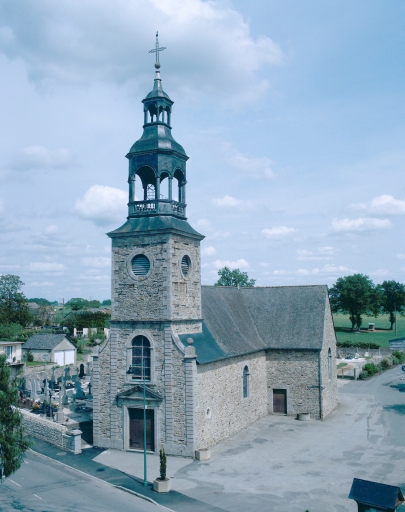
[79,363,85,379]
[56,383,65,422]
[50,367,57,389]
[87,382,92,399]
[74,380,85,399]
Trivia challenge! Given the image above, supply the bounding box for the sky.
[0,0,404,302]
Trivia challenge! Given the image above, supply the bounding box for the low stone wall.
[20,409,82,454]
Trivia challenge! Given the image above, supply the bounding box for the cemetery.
[15,359,94,452]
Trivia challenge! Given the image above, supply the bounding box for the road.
[1,450,166,512]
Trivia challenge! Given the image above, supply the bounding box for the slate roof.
[348,478,404,509]
[23,334,74,351]
[108,215,204,240]
[179,285,329,364]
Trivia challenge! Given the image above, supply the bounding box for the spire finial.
[149,31,166,69]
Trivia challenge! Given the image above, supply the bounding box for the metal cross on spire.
[149,31,166,66]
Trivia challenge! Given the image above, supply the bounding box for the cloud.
[397,254,405,260]
[44,225,58,234]
[212,195,243,208]
[81,256,110,268]
[273,270,291,275]
[262,226,297,239]
[74,185,127,226]
[10,146,73,171]
[201,246,217,257]
[27,262,66,273]
[0,1,282,105]
[195,218,211,230]
[29,281,55,287]
[370,269,389,277]
[227,149,274,179]
[310,264,354,275]
[297,246,334,261]
[331,217,392,233]
[212,258,250,270]
[350,195,405,216]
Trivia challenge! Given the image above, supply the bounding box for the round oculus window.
[181,255,191,276]
[131,254,150,276]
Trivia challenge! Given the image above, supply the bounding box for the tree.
[376,280,405,330]
[0,354,31,478]
[61,311,110,332]
[214,267,256,288]
[65,298,88,311]
[0,323,23,340]
[329,274,378,330]
[0,275,31,327]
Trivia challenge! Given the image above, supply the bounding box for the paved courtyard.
[95,366,405,512]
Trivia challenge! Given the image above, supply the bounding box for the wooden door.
[273,389,287,414]
[129,408,154,451]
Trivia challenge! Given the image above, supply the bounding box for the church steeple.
[126,33,188,220]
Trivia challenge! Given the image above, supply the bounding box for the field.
[333,312,405,348]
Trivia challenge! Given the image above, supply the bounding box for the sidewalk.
[30,438,225,512]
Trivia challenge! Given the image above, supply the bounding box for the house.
[92,39,338,456]
[23,333,76,366]
[0,341,25,375]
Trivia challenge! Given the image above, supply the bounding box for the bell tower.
[93,34,203,456]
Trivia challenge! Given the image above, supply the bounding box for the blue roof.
[348,478,404,509]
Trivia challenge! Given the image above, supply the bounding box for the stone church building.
[93,50,338,457]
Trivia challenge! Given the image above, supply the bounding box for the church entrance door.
[273,389,287,414]
[129,408,155,451]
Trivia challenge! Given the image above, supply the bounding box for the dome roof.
[128,125,187,157]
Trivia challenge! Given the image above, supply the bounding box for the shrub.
[363,363,379,376]
[159,447,167,480]
[380,357,392,370]
[392,351,405,363]
[359,371,369,380]
[26,350,34,362]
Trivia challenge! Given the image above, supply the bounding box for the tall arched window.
[243,365,250,398]
[328,347,332,381]
[127,336,151,380]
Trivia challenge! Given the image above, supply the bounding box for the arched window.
[243,365,250,398]
[328,348,332,381]
[127,336,151,380]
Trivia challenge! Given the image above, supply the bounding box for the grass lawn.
[26,361,55,367]
[333,312,405,348]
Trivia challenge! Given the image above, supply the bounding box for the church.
[92,36,338,457]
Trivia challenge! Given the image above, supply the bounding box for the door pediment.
[116,385,163,403]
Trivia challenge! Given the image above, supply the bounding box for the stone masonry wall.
[111,233,201,323]
[111,235,171,322]
[20,408,75,452]
[94,321,192,453]
[266,350,320,418]
[170,237,201,321]
[320,298,339,417]
[196,352,268,449]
